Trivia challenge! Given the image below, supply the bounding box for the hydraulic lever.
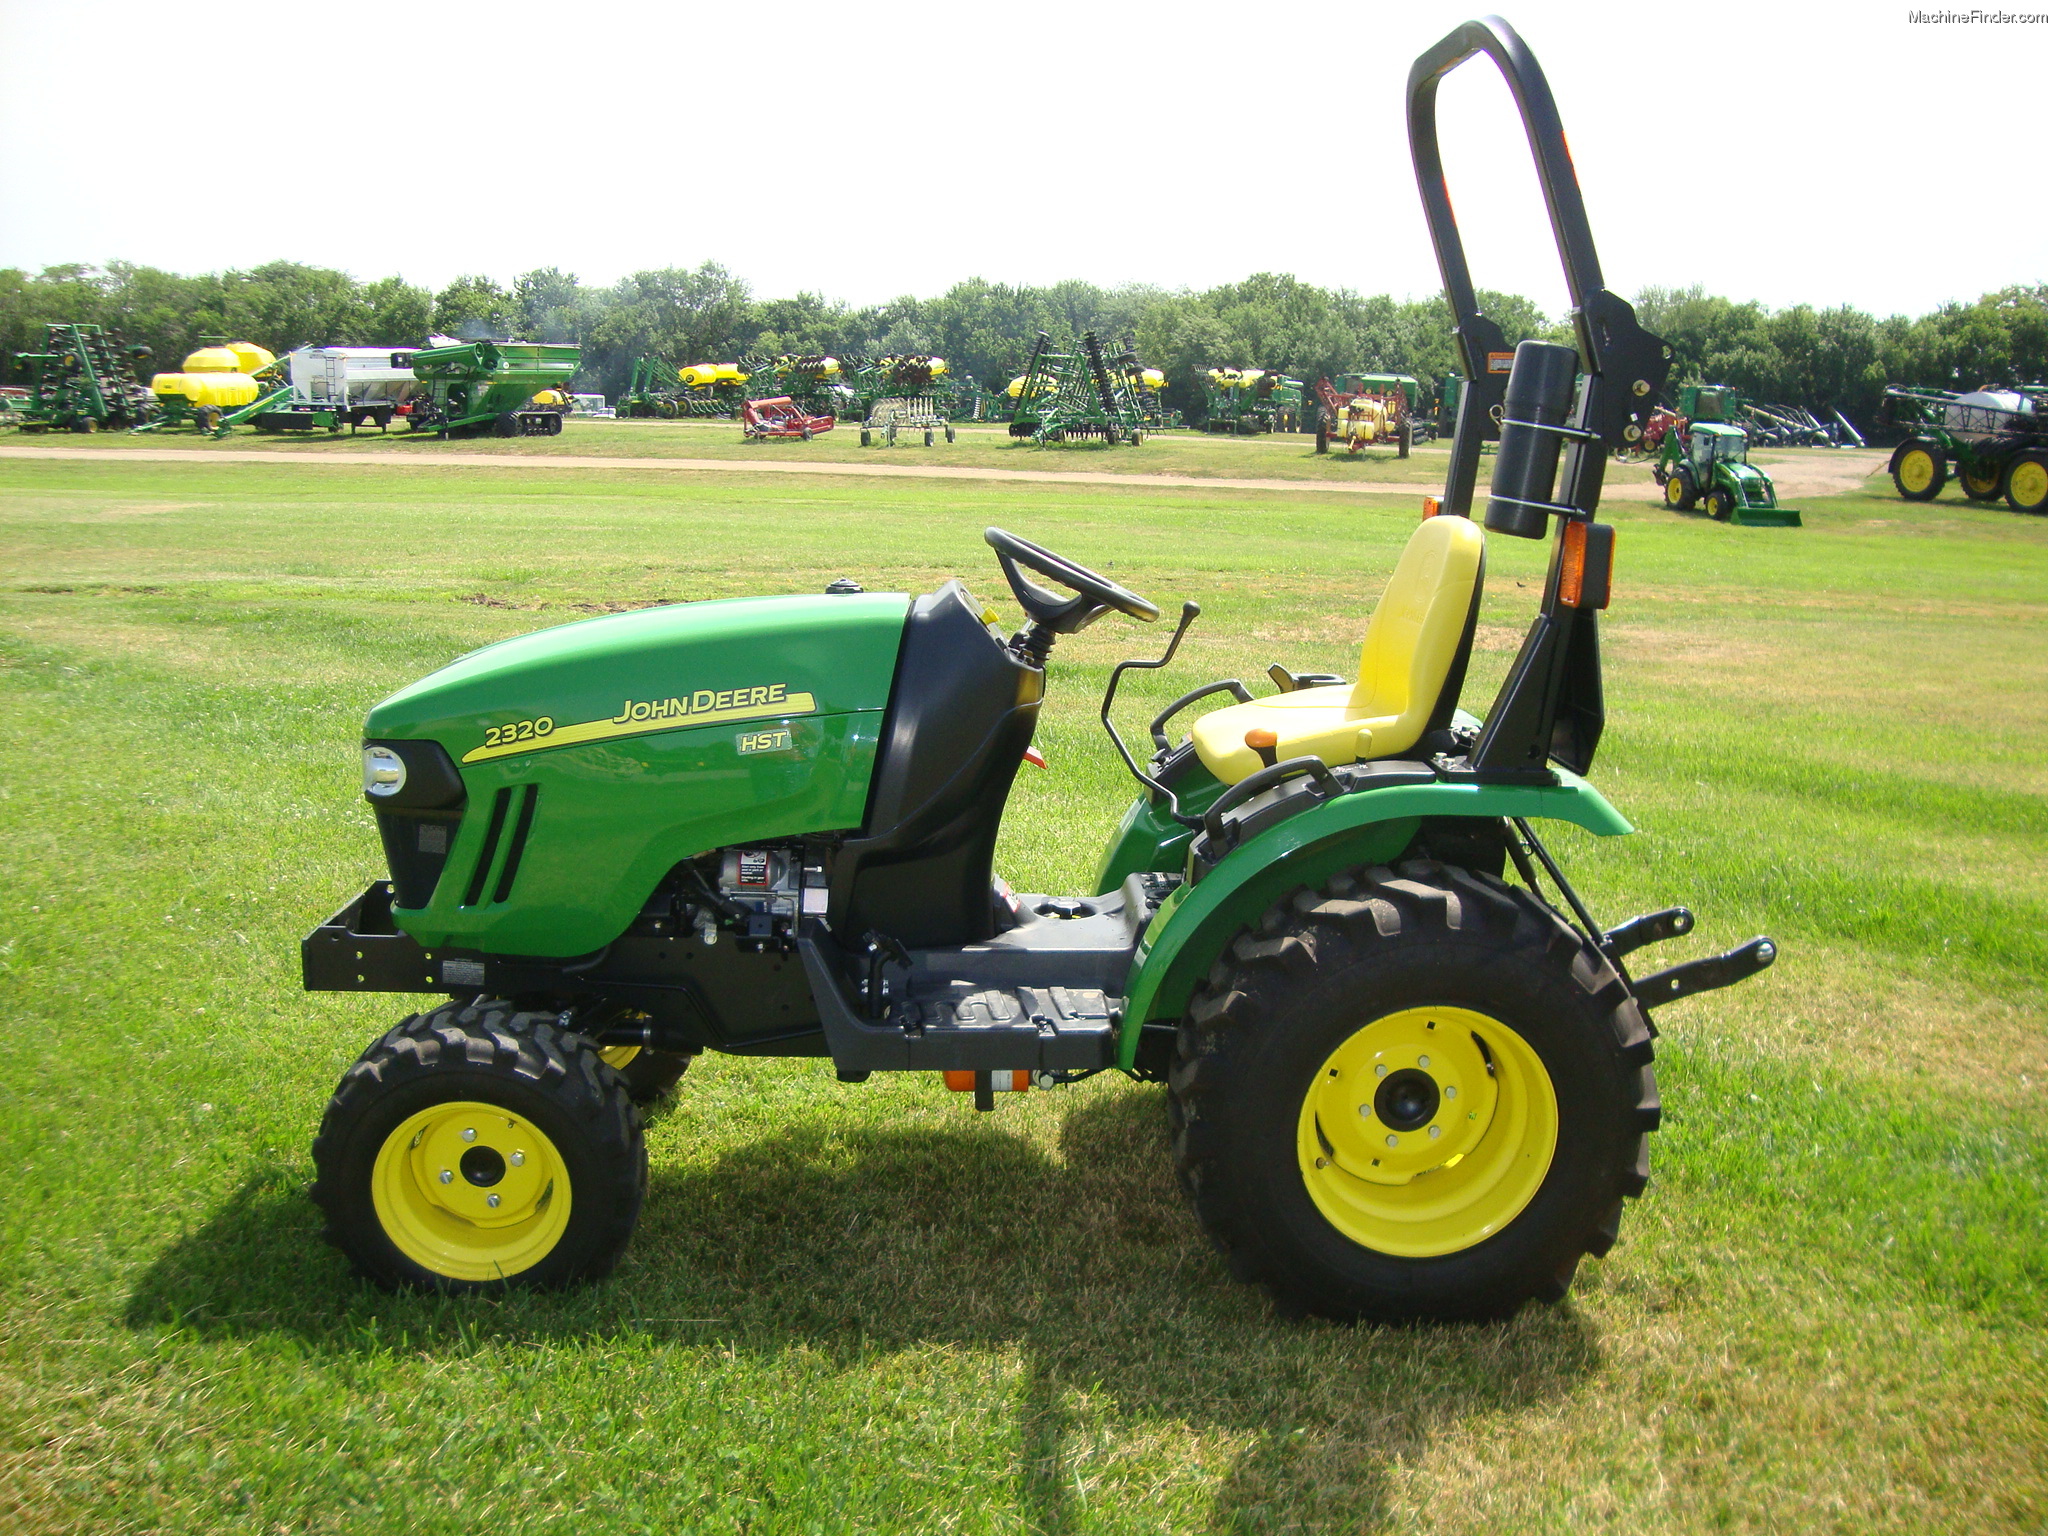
[1099,600,1206,828]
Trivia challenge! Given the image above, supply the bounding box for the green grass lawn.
[0,448,2043,1533]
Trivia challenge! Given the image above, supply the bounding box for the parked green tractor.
[1882,384,2047,513]
[300,18,1773,1323]
[1652,420,1802,526]
[404,342,580,438]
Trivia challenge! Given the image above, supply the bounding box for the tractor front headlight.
[362,745,407,798]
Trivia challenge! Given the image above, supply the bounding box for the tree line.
[3,259,2043,427]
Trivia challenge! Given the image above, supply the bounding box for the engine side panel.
[366,592,909,956]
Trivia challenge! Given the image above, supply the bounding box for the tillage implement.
[302,16,1776,1322]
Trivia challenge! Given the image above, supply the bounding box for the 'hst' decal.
[462,682,815,763]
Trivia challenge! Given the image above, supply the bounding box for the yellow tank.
[531,389,567,407]
[1007,375,1030,398]
[678,364,721,388]
[926,356,948,378]
[1141,368,1166,391]
[181,346,243,373]
[712,363,747,386]
[223,342,275,375]
[151,372,261,407]
[1343,398,1388,442]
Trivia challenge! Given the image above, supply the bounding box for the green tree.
[433,274,513,339]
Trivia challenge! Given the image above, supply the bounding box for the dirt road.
[0,443,1887,501]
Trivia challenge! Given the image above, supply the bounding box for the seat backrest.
[1353,514,1486,739]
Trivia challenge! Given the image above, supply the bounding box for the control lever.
[1100,601,1206,828]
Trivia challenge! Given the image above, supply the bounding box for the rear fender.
[1115,773,1631,1067]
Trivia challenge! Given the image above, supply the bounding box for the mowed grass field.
[0,444,2043,1534]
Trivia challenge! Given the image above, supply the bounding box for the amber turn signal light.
[1558,520,1615,609]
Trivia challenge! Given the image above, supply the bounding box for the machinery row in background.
[0,324,580,440]
[4,321,2039,508]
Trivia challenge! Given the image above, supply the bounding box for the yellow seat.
[1191,515,1486,784]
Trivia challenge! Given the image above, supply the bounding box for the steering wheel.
[983,527,1160,637]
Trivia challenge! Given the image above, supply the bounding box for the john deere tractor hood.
[366,592,909,956]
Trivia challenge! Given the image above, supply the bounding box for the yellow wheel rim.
[1898,449,1937,494]
[1296,1007,1558,1258]
[598,1046,641,1072]
[1664,476,1686,507]
[2009,459,2048,509]
[1962,467,2000,497]
[372,1100,572,1282]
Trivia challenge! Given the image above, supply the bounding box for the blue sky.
[2,0,2041,318]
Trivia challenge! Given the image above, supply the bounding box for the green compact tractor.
[1882,384,2047,512]
[1652,420,1802,526]
[404,342,580,438]
[301,19,1775,1322]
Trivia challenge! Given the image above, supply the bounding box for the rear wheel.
[2003,452,2048,513]
[1957,459,2004,501]
[311,999,645,1291]
[924,428,935,446]
[1891,440,1946,501]
[1315,422,1330,455]
[1664,470,1696,510]
[1168,861,1657,1323]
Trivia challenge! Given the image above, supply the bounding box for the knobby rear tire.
[1167,860,1658,1324]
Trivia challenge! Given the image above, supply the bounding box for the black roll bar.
[1407,15,1671,522]
[1407,16,1672,779]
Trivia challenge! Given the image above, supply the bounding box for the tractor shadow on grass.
[126,1084,1600,1532]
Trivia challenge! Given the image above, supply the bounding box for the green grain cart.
[404,342,580,438]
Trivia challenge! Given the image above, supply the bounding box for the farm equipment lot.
[0,447,2043,1533]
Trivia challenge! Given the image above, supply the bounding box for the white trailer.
[255,347,421,433]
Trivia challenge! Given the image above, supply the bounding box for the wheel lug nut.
[1375,1064,1388,1078]
[511,1151,525,1166]
[439,1169,453,1184]
[462,1128,477,1142]
[1429,1125,1442,1139]
[1385,1134,1398,1147]
[1445,1085,1458,1099]
[486,1193,501,1208]
[1418,1054,1430,1068]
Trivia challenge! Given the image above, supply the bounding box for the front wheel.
[597,1044,694,1104]
[1705,486,1734,521]
[1169,861,1657,1323]
[311,1000,645,1291]
[1891,440,1946,501]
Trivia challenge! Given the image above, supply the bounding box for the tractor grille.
[461,784,540,906]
